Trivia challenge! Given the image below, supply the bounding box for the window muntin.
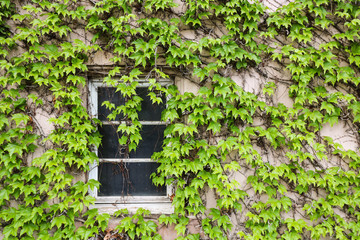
[89,80,172,206]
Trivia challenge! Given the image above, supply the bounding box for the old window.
[88,79,173,213]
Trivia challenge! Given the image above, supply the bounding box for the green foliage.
[0,0,12,37]
[114,208,162,240]
[1,0,360,239]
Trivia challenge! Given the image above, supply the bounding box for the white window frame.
[88,79,174,214]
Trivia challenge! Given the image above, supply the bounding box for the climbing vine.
[1,0,360,239]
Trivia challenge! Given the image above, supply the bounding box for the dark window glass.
[129,125,166,158]
[97,86,167,197]
[98,87,165,121]
[98,125,124,158]
[98,87,125,121]
[98,125,166,159]
[98,162,166,196]
[136,87,165,121]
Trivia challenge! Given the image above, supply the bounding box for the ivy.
[1,0,360,239]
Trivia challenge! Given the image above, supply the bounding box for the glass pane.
[98,87,125,121]
[98,87,166,122]
[98,162,166,196]
[98,125,166,159]
[136,87,166,121]
[98,125,126,158]
[129,125,166,158]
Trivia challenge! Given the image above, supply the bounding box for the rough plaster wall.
[263,0,294,12]
[321,122,359,152]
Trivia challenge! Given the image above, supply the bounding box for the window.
[88,79,173,214]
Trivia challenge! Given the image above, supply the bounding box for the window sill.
[89,202,174,215]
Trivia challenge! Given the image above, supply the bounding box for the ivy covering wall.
[1,0,360,239]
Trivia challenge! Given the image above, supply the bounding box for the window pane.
[98,87,125,121]
[98,87,166,122]
[98,125,125,158]
[98,162,166,196]
[136,87,166,121]
[98,125,166,159]
[130,125,166,158]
